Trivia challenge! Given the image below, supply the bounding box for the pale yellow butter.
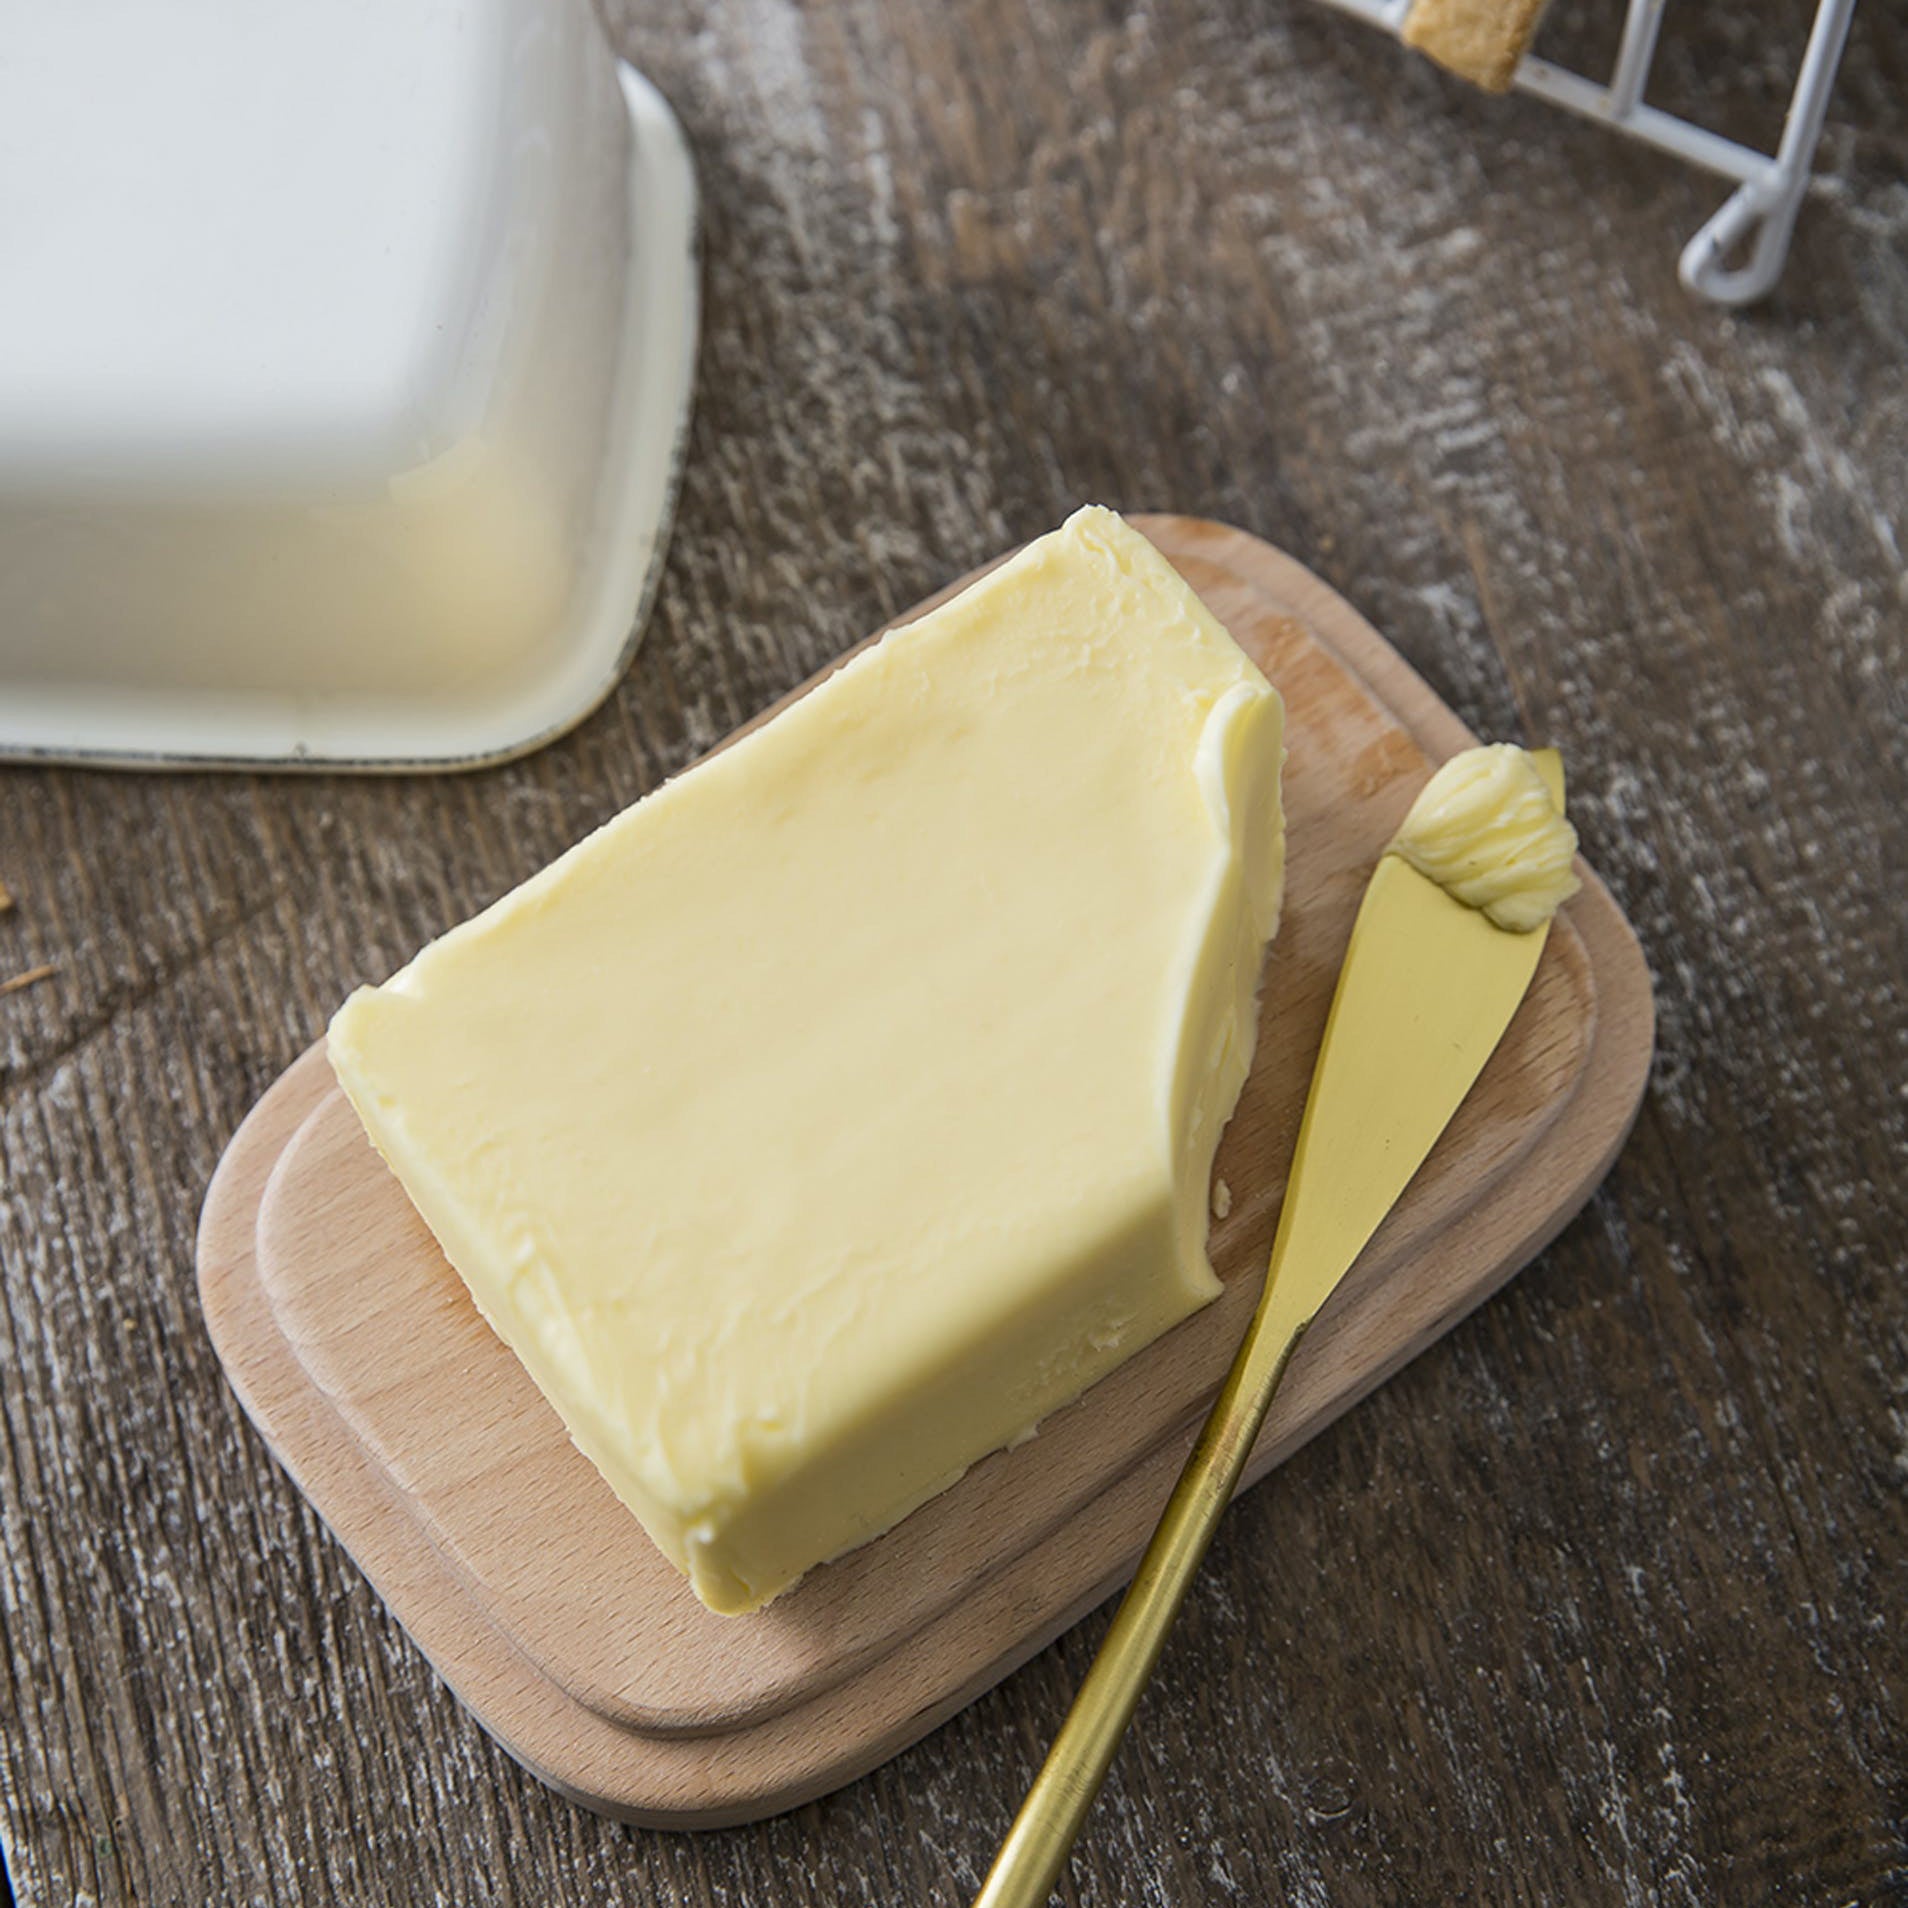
[328,507,1285,1614]
[1387,743,1580,931]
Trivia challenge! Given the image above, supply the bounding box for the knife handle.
[971,1294,1308,1908]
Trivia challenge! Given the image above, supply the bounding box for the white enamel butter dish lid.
[0,0,698,771]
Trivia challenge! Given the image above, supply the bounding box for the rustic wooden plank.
[2,0,1904,1899]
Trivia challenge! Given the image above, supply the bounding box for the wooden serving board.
[198,516,1653,1826]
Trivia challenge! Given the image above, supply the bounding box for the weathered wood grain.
[2,0,1904,1899]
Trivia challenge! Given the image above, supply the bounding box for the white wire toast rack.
[1321,0,1859,304]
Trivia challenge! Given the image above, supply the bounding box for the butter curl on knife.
[1387,743,1581,932]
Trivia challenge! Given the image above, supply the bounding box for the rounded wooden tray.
[198,516,1653,1825]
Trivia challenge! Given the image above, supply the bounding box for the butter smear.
[1386,743,1580,932]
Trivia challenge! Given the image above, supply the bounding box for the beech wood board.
[197,516,1653,1827]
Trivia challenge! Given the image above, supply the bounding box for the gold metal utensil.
[972,753,1571,1908]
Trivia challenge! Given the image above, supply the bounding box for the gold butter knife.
[973,749,1577,1908]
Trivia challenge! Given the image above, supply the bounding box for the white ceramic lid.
[0,1,698,770]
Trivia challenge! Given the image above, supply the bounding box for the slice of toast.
[1402,0,1549,92]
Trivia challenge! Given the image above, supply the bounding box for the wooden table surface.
[3,0,1903,1901]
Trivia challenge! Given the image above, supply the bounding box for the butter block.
[328,507,1285,1614]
